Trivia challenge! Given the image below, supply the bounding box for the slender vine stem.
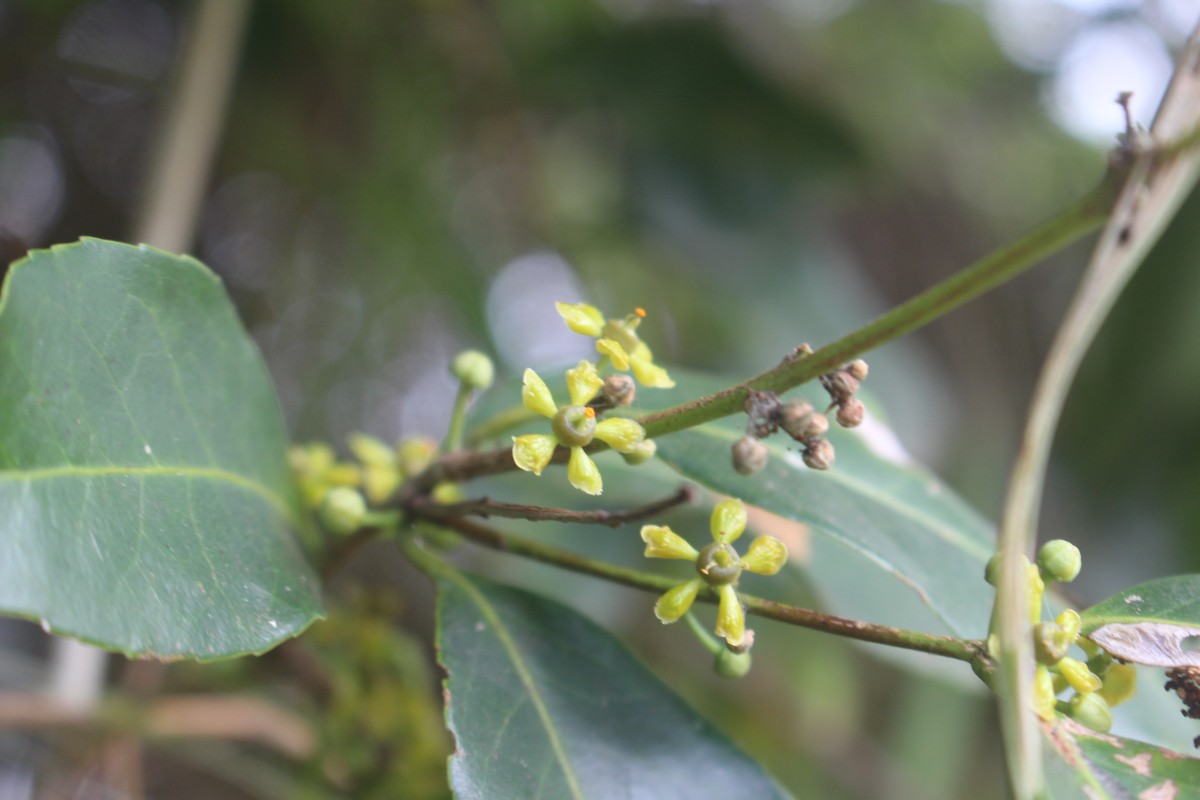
[415,178,1116,489]
[444,384,472,453]
[407,485,696,527]
[409,512,985,663]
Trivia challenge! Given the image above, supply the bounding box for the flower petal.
[741,536,788,575]
[347,433,396,468]
[594,418,645,453]
[710,498,748,544]
[596,338,630,371]
[641,525,700,561]
[521,368,558,418]
[362,464,402,505]
[512,434,557,475]
[654,578,703,623]
[567,446,602,495]
[556,301,605,337]
[565,360,603,407]
[630,349,675,388]
[715,584,746,647]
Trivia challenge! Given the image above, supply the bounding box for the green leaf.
[435,566,789,800]
[1043,717,1200,799]
[646,372,994,639]
[0,239,322,659]
[1080,576,1200,667]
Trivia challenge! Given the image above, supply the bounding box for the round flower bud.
[713,647,752,679]
[318,487,367,535]
[777,400,815,440]
[696,542,743,586]
[801,413,829,440]
[602,374,636,407]
[1037,539,1082,583]
[846,359,869,381]
[802,438,835,471]
[1067,691,1113,733]
[836,398,866,428]
[450,349,494,390]
[732,436,768,475]
[620,439,657,466]
[1033,622,1071,665]
[826,371,859,400]
[551,405,597,447]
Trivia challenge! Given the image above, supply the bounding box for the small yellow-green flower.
[641,499,788,648]
[511,360,647,495]
[556,302,675,388]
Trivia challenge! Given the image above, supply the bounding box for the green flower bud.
[1056,609,1082,643]
[696,542,743,586]
[397,436,437,475]
[451,349,495,390]
[1058,657,1103,694]
[348,433,395,468]
[318,487,367,535]
[551,405,597,448]
[732,436,768,475]
[1098,663,1137,707]
[1067,691,1113,733]
[620,439,657,465]
[713,647,753,679]
[1033,622,1072,665]
[1037,539,1081,583]
[802,438,835,470]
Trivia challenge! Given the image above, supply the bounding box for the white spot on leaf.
[144,444,152,455]
[1125,594,1143,604]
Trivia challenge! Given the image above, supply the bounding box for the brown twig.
[408,485,696,527]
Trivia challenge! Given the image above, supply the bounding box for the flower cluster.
[556,302,675,389]
[984,539,1135,733]
[641,499,787,649]
[511,302,674,495]
[512,361,648,495]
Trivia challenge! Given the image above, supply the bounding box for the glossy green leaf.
[1081,575,1200,667]
[0,239,322,659]
[436,566,789,800]
[646,372,994,639]
[1043,717,1200,799]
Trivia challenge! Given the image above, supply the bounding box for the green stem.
[638,180,1114,439]
[465,404,539,447]
[418,180,1115,487]
[683,612,724,656]
[444,384,472,453]
[413,512,984,663]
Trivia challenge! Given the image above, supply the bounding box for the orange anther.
[584,407,596,418]
[635,307,647,318]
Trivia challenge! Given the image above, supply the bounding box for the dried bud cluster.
[820,360,868,430]
[1165,667,1200,747]
[729,367,861,476]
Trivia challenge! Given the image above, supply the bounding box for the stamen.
[635,307,646,318]
[584,407,596,418]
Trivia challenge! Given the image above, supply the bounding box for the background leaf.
[1081,575,1200,668]
[1042,717,1200,799]
[643,371,994,641]
[0,238,322,659]
[435,563,789,800]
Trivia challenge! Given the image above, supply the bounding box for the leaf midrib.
[0,464,291,522]
[444,569,585,800]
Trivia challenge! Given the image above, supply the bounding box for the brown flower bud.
[732,436,768,475]
[777,400,815,440]
[803,438,835,470]
[846,359,869,381]
[602,374,636,407]
[836,397,865,428]
[826,371,859,400]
